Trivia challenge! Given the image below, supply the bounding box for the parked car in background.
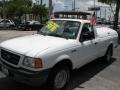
[0,19,15,29]
[18,20,44,31]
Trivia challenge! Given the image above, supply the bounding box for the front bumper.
[0,60,50,86]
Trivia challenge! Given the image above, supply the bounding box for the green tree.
[32,4,48,23]
[98,0,120,30]
[5,0,32,20]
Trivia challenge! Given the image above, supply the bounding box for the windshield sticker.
[47,21,59,32]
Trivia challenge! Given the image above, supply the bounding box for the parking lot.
[0,30,120,90]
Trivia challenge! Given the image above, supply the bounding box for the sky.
[33,0,115,20]
[33,0,110,11]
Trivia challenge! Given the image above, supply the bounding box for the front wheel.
[47,65,70,90]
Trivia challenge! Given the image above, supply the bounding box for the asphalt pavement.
[0,30,120,90]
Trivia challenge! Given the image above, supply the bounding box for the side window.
[1,20,9,23]
[80,23,95,42]
[63,21,80,39]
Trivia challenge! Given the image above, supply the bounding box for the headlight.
[23,57,43,68]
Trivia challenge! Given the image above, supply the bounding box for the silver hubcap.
[54,70,69,89]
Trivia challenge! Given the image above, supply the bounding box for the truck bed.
[96,27,118,38]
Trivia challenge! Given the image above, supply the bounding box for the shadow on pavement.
[66,57,116,90]
[0,58,116,90]
[0,77,47,90]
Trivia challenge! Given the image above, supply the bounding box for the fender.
[53,54,74,69]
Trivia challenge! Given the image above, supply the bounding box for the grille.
[1,49,20,65]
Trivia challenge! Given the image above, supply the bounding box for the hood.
[0,34,74,57]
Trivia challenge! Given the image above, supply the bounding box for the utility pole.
[73,0,75,11]
[3,0,6,30]
[105,7,106,20]
[49,0,52,19]
[94,0,96,13]
[94,0,95,10]
[94,0,97,17]
[72,0,73,10]
[40,0,42,5]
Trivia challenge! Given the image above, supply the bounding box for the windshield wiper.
[49,34,62,37]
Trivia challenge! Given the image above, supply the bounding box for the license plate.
[1,66,9,75]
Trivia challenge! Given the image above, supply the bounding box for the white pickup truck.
[0,19,118,90]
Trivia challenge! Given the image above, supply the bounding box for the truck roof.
[51,18,90,23]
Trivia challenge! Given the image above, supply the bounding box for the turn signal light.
[35,58,43,68]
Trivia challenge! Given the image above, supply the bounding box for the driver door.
[76,23,97,68]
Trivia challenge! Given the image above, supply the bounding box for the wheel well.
[52,60,73,71]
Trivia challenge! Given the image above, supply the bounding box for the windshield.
[38,20,81,39]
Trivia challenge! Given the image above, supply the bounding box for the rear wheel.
[104,46,113,63]
[47,65,70,90]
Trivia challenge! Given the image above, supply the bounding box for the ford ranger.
[0,19,118,90]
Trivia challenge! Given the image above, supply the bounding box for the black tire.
[47,64,70,90]
[104,46,113,63]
